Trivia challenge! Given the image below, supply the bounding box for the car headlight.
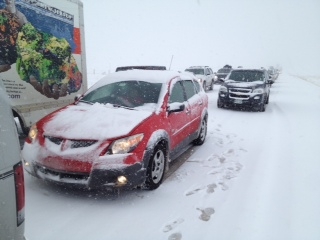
[110,133,144,154]
[253,88,264,94]
[27,124,38,142]
[219,86,227,92]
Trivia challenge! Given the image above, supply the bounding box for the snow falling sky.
[81,0,320,75]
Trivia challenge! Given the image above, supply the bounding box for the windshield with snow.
[228,71,264,82]
[185,68,205,75]
[80,81,162,108]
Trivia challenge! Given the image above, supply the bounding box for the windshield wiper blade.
[79,100,93,105]
[112,104,135,110]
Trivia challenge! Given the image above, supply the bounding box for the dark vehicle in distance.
[116,66,167,72]
[217,68,272,112]
[214,67,232,83]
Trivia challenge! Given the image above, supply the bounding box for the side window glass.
[169,81,185,103]
[193,80,200,93]
[183,80,196,99]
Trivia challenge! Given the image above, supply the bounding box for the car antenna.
[169,55,174,70]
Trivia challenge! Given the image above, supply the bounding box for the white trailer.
[0,0,87,134]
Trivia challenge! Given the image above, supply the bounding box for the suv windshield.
[185,68,204,75]
[228,71,264,82]
[218,68,231,74]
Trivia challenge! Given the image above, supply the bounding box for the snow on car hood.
[225,80,264,87]
[43,103,153,140]
[194,74,205,79]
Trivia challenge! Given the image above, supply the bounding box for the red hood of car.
[42,103,154,140]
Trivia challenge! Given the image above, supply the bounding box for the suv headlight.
[109,133,144,154]
[219,86,227,92]
[253,88,264,94]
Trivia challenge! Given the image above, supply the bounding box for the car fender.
[143,129,170,172]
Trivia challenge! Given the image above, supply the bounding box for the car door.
[181,79,203,135]
[167,80,192,153]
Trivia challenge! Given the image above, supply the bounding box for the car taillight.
[14,162,25,226]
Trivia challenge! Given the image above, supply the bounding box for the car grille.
[45,136,98,148]
[36,164,89,181]
[229,88,252,99]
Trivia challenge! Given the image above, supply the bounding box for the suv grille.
[229,88,252,99]
[45,136,97,148]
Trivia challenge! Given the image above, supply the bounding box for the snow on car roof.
[88,69,195,92]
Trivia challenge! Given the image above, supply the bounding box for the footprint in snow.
[163,218,184,233]
[185,187,204,196]
[206,183,217,193]
[168,232,182,240]
[197,207,215,221]
[218,182,229,191]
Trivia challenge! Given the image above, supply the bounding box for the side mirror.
[267,79,274,84]
[168,103,185,114]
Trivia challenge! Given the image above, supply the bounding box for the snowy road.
[24,73,320,240]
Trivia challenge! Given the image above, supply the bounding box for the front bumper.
[25,161,147,190]
[218,93,265,109]
[22,141,152,190]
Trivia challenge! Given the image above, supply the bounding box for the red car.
[22,70,208,190]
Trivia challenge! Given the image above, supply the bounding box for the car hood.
[194,74,205,79]
[225,80,264,88]
[43,103,153,140]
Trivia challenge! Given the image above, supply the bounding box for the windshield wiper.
[112,104,135,110]
[78,100,93,105]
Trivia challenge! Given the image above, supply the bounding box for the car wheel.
[266,95,269,104]
[259,103,266,112]
[217,99,223,108]
[193,116,207,145]
[203,82,207,91]
[144,143,167,190]
[209,80,214,90]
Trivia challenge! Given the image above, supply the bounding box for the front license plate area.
[234,99,242,104]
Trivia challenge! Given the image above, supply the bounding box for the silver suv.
[185,66,215,91]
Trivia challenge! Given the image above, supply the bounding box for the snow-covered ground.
[24,73,320,240]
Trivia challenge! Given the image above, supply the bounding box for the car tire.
[209,80,214,90]
[144,143,167,190]
[217,99,223,108]
[266,95,269,104]
[193,116,207,145]
[259,103,266,112]
[203,82,207,91]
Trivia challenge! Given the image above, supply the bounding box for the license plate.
[234,99,242,104]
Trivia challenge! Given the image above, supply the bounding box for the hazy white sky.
[81,0,320,75]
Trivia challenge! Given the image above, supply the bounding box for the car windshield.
[218,68,231,73]
[80,81,162,108]
[228,71,264,82]
[185,68,204,75]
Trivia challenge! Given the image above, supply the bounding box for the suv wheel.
[259,103,266,112]
[217,99,223,108]
[209,80,214,90]
[203,82,207,91]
